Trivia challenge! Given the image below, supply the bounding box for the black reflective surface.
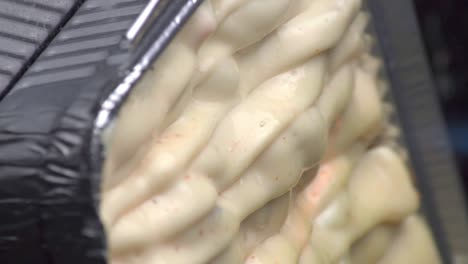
[414,0,468,198]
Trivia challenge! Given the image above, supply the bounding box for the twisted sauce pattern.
[101,0,442,263]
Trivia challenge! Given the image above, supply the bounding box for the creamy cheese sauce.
[101,0,441,263]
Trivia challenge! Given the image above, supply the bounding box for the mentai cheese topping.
[100,1,442,263]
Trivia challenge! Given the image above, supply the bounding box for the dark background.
[413,0,468,195]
